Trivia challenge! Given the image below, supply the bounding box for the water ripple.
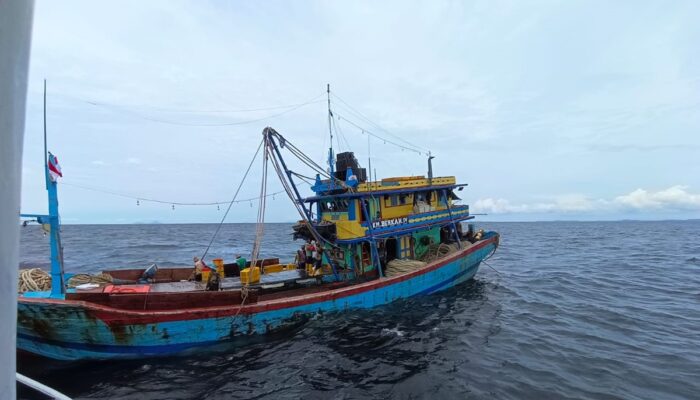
[17,220,700,399]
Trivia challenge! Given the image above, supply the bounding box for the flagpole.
[43,80,65,297]
[43,79,49,189]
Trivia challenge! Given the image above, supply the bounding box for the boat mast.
[326,84,335,182]
[44,81,65,298]
[20,80,66,298]
[43,80,48,188]
[427,151,434,186]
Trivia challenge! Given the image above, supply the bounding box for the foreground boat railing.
[16,373,71,400]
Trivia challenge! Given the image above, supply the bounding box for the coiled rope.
[384,242,464,277]
[18,268,51,293]
[18,269,116,293]
[419,243,460,263]
[66,273,113,288]
[385,259,427,277]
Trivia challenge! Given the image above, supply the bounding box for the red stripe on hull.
[20,236,497,326]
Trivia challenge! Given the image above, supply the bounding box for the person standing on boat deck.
[191,256,207,281]
[311,240,318,259]
[305,240,314,269]
[314,243,324,275]
[296,246,306,269]
[235,254,247,272]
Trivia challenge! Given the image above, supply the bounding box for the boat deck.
[147,269,310,293]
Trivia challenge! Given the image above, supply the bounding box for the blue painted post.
[43,80,65,298]
[360,198,383,278]
[47,169,65,298]
[442,189,462,249]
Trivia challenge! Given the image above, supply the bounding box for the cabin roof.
[304,181,467,202]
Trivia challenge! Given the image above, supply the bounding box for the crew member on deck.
[305,240,314,269]
[296,246,306,270]
[235,254,247,273]
[314,243,324,275]
[190,256,207,281]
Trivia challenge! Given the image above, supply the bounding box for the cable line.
[80,95,328,114]
[61,182,284,206]
[330,91,429,153]
[84,94,326,127]
[200,139,264,260]
[336,113,426,156]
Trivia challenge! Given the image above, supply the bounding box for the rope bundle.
[385,259,427,277]
[419,243,460,263]
[66,273,113,288]
[18,268,52,293]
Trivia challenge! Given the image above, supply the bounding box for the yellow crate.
[305,264,326,276]
[240,267,260,284]
[263,264,284,274]
[285,263,297,271]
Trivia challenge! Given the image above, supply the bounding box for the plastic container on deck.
[201,266,212,283]
[213,258,225,278]
[263,264,284,274]
[240,267,260,284]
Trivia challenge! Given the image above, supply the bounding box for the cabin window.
[414,192,427,204]
[359,199,370,222]
[400,235,414,258]
[383,194,410,208]
[321,199,349,212]
[331,247,344,260]
[438,191,447,206]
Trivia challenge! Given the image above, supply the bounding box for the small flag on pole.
[48,152,63,181]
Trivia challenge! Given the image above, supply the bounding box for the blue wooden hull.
[17,235,498,361]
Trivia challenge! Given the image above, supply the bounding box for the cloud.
[473,195,601,214]
[473,186,700,215]
[19,2,700,223]
[585,143,700,153]
[614,185,700,210]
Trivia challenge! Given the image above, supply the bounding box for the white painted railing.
[16,373,72,400]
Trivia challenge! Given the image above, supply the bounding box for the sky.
[20,0,700,223]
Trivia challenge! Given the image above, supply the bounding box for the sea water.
[17,221,700,399]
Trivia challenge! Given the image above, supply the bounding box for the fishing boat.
[17,90,499,361]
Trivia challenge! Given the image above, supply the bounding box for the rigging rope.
[81,95,327,114]
[262,130,353,277]
[330,92,430,153]
[333,114,353,152]
[337,113,426,156]
[250,141,269,265]
[62,182,284,207]
[200,139,264,260]
[84,94,326,127]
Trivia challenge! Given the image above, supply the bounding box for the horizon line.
[41,217,700,226]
